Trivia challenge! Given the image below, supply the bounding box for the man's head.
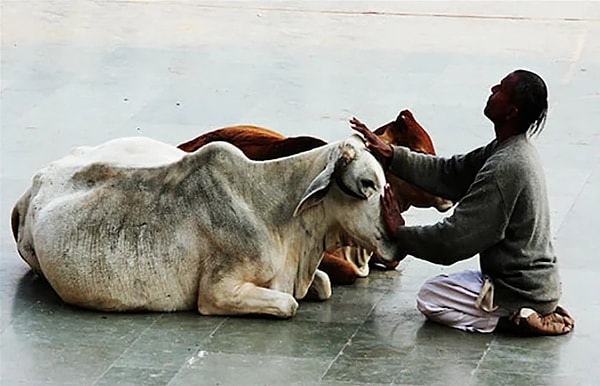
[484,69,548,136]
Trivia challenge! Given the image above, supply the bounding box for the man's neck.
[494,124,520,143]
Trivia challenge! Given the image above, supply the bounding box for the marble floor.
[1,1,599,385]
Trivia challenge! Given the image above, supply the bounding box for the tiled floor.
[1,1,599,385]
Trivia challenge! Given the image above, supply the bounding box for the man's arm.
[389,143,496,202]
[386,166,510,265]
[350,115,496,202]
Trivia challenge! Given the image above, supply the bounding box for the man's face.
[484,73,519,124]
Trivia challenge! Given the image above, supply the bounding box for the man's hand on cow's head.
[349,117,393,169]
[381,184,405,238]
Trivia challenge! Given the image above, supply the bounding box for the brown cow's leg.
[318,253,361,285]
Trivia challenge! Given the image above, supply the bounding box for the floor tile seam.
[90,313,164,386]
[482,339,578,353]
[315,321,366,383]
[388,361,424,386]
[202,316,229,342]
[166,350,335,361]
[469,336,582,378]
[164,317,230,386]
[473,367,585,378]
[315,279,397,384]
[190,316,229,355]
[0,375,82,386]
[554,166,595,236]
[470,333,495,378]
[318,381,392,386]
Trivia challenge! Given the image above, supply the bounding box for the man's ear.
[507,105,519,121]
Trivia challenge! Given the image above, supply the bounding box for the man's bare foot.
[497,306,575,336]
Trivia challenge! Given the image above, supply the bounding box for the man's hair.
[512,69,548,136]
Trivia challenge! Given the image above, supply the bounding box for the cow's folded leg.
[198,282,299,318]
[305,269,332,301]
[319,253,360,285]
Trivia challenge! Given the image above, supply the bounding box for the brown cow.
[178,110,452,284]
[179,125,327,159]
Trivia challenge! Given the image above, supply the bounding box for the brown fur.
[317,254,361,285]
[178,125,327,159]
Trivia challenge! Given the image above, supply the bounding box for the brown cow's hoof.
[368,254,399,271]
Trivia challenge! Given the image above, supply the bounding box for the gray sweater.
[390,134,561,314]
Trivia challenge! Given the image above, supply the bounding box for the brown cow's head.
[374,110,435,154]
[373,110,453,213]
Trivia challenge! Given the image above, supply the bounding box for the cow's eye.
[361,179,376,191]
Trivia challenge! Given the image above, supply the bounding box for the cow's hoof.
[276,295,299,318]
[369,254,399,271]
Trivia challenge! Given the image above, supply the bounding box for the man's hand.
[381,184,405,238]
[349,117,393,169]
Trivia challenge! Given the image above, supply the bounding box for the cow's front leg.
[198,281,298,318]
[305,269,332,301]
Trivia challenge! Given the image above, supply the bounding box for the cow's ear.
[293,163,334,217]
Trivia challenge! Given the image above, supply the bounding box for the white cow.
[11,134,401,318]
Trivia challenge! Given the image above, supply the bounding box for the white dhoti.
[416,270,511,333]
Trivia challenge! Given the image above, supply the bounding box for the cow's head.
[293,135,404,263]
[374,110,453,212]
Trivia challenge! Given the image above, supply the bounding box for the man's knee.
[416,276,448,316]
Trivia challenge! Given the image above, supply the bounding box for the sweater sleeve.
[394,165,511,265]
[388,141,496,202]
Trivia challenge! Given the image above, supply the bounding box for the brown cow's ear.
[396,109,419,129]
[398,109,417,122]
[394,114,408,131]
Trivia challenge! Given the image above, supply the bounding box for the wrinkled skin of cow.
[12,135,403,318]
[178,110,453,284]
